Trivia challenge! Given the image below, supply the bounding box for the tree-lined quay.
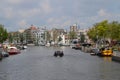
[1,19,120,60]
[1,20,120,50]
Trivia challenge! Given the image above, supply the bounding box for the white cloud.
[6,0,23,4]
[98,9,106,16]
[47,16,71,24]
[18,0,53,18]
[62,20,72,27]
[47,18,54,24]
[47,18,62,24]
[18,20,27,27]
[97,9,111,17]
[4,7,14,18]
[39,0,53,14]
[47,16,78,29]
[18,8,41,18]
[1,0,120,31]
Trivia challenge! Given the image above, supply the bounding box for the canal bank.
[112,51,120,62]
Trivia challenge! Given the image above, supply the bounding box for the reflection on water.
[103,57,112,62]
[98,56,120,80]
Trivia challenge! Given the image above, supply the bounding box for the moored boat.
[98,47,113,57]
[45,43,50,47]
[7,47,20,55]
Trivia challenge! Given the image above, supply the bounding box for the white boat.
[45,43,50,47]
[39,42,45,46]
[23,45,27,49]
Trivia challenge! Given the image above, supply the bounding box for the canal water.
[0,46,120,80]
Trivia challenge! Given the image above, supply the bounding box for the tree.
[87,20,109,42]
[58,36,62,42]
[8,33,13,43]
[53,29,58,42]
[87,27,98,42]
[87,20,120,46]
[108,21,120,40]
[0,24,8,43]
[46,31,51,41]
[69,31,77,40]
[80,34,85,43]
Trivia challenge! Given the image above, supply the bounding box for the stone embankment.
[112,51,120,62]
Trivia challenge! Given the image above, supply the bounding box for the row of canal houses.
[10,24,90,46]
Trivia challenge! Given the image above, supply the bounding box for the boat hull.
[7,47,20,55]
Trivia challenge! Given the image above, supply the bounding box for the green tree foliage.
[80,34,85,43]
[94,20,108,38]
[69,31,77,40]
[8,33,13,43]
[58,36,62,42]
[53,30,58,42]
[46,31,51,41]
[0,24,8,43]
[108,21,120,40]
[87,20,120,42]
[87,27,97,42]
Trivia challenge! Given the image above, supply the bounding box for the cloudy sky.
[0,0,120,32]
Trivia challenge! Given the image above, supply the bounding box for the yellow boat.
[101,48,113,56]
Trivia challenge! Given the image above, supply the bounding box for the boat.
[90,52,96,55]
[54,51,64,57]
[97,47,113,56]
[7,47,20,55]
[90,48,101,56]
[39,42,45,46]
[2,51,9,57]
[45,43,50,47]
[23,45,27,49]
[19,45,27,50]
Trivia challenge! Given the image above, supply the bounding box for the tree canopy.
[69,31,77,40]
[0,24,8,43]
[87,20,120,42]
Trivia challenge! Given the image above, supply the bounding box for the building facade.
[70,24,78,32]
[25,25,47,45]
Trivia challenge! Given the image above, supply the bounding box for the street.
[0,46,120,80]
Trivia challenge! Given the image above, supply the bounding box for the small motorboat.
[45,43,50,47]
[23,45,27,49]
[19,45,27,50]
[2,51,9,57]
[7,47,20,55]
[54,51,64,57]
[90,52,96,55]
